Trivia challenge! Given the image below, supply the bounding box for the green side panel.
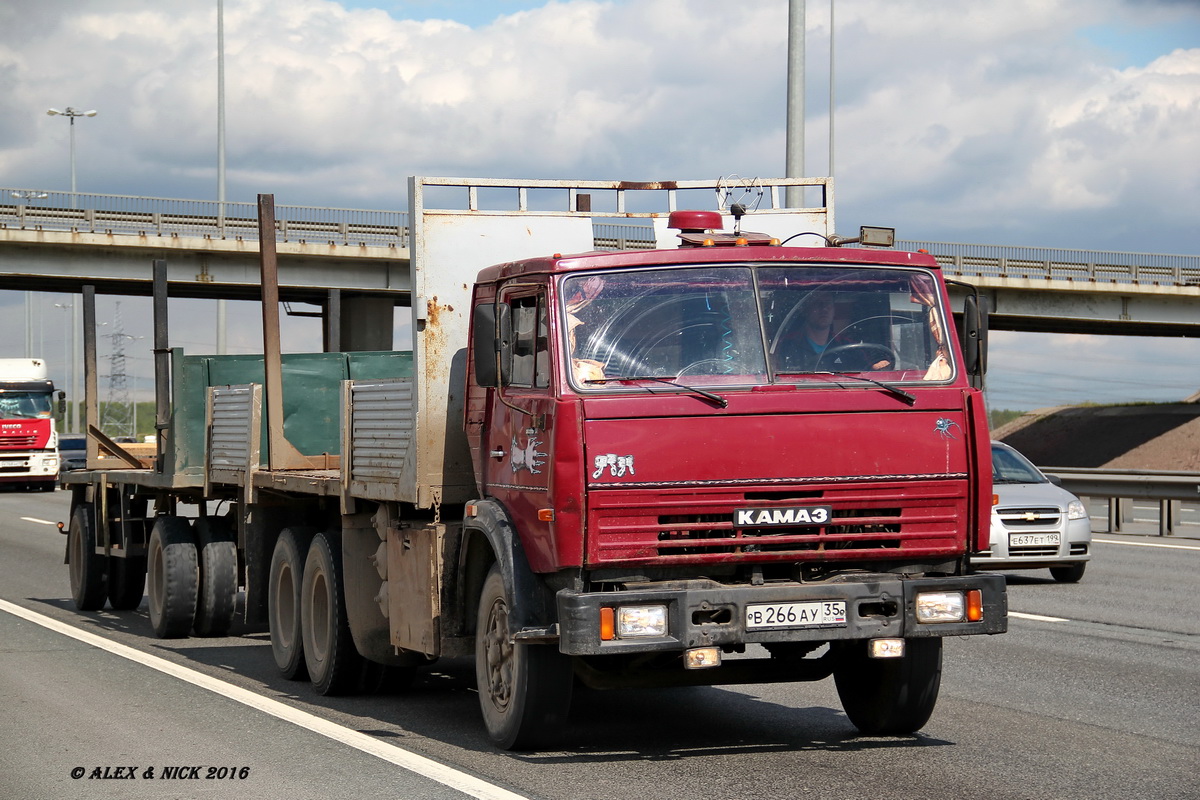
[170,348,211,477]
[167,350,412,471]
[349,350,413,380]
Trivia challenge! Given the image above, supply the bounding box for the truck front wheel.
[475,564,573,750]
[833,638,942,735]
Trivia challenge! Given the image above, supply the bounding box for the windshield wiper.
[584,375,729,408]
[791,370,916,406]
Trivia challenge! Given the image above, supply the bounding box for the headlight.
[616,605,668,638]
[916,591,965,623]
[1067,500,1087,520]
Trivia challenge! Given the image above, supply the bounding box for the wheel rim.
[68,520,83,595]
[482,595,514,713]
[148,538,163,619]
[310,570,330,662]
[275,562,295,649]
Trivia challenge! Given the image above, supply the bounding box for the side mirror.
[472,303,499,388]
[961,294,989,389]
[497,303,514,385]
[57,390,66,414]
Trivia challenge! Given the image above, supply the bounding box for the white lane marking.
[1009,611,1069,623]
[20,517,57,525]
[0,598,528,800]
[1093,537,1200,552]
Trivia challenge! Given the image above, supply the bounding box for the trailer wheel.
[193,517,238,637]
[834,638,942,735]
[147,516,199,639]
[301,530,364,695]
[68,504,107,611]
[268,527,314,680]
[107,555,147,611]
[475,564,573,750]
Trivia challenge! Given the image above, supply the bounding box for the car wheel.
[1050,563,1086,583]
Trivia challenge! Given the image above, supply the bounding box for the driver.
[773,292,891,372]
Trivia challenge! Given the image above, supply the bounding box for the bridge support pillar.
[331,294,395,352]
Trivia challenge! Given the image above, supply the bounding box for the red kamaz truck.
[0,358,61,491]
[63,177,1005,750]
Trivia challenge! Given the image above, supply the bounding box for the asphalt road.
[1,489,1197,800]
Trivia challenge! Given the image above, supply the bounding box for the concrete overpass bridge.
[3,187,1199,342]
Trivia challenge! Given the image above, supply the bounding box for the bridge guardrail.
[1043,467,1200,537]
[7,190,1199,288]
[897,240,1200,289]
[2,189,409,248]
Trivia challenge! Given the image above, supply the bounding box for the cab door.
[483,286,557,569]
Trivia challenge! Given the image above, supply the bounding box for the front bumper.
[555,573,1007,656]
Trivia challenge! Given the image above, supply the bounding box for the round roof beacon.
[667,210,723,233]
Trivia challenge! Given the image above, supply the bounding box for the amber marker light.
[600,607,615,641]
[966,589,984,622]
[537,508,555,522]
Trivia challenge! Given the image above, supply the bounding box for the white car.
[972,441,1092,582]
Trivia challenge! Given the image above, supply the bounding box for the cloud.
[1,0,1197,408]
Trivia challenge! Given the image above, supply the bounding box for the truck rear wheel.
[834,638,942,735]
[301,530,364,695]
[147,516,199,639]
[475,564,573,750]
[193,516,238,637]
[107,555,147,611]
[268,527,314,680]
[68,504,107,611]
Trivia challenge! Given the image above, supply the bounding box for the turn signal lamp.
[600,607,616,641]
[915,590,966,623]
[537,508,555,522]
[966,589,984,622]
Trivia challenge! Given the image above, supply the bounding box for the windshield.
[0,391,53,419]
[561,264,953,389]
[992,444,1047,484]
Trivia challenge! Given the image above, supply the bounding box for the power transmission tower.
[100,301,135,439]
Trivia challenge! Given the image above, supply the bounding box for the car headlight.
[1067,500,1087,520]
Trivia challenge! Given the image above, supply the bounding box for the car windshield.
[992,445,1047,484]
[0,391,53,419]
[561,264,953,389]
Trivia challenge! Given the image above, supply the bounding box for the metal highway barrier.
[1044,468,1200,537]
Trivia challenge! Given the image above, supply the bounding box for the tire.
[1050,563,1086,583]
[475,564,573,750]
[146,516,199,639]
[301,530,364,695]
[68,504,107,611]
[107,554,147,611]
[834,638,942,735]
[193,516,239,637]
[268,527,314,680]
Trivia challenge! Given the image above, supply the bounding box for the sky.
[1,0,1198,416]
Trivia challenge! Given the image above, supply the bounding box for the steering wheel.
[816,342,897,371]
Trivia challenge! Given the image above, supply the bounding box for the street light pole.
[46,107,98,205]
